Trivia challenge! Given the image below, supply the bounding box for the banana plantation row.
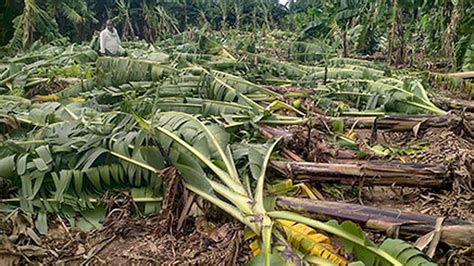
[1,0,473,70]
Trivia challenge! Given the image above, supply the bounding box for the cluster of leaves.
[0,97,165,232]
[0,41,97,96]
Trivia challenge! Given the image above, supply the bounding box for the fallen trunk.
[260,127,305,162]
[310,114,460,131]
[271,161,450,188]
[276,196,474,247]
[260,126,357,161]
[445,71,474,79]
[434,99,474,112]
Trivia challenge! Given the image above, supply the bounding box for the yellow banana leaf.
[217,48,236,60]
[249,239,261,257]
[32,95,60,102]
[31,95,85,103]
[69,96,85,102]
[267,179,324,200]
[277,219,347,265]
[244,228,261,256]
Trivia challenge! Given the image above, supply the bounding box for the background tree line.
[0,0,472,69]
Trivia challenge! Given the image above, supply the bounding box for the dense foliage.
[1,0,473,69]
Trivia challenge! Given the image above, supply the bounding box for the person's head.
[106,20,113,31]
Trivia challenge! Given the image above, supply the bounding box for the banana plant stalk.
[271,161,450,188]
[310,113,460,131]
[276,196,474,248]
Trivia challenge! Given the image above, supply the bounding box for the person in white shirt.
[99,20,125,56]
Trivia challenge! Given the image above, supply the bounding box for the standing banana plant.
[9,0,62,48]
[216,0,230,30]
[233,1,244,30]
[114,0,136,40]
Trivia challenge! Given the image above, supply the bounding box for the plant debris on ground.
[1,1,474,265]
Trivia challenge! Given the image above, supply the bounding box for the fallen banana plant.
[271,161,450,188]
[318,78,448,115]
[310,113,461,132]
[133,111,436,265]
[0,103,169,232]
[276,196,474,248]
